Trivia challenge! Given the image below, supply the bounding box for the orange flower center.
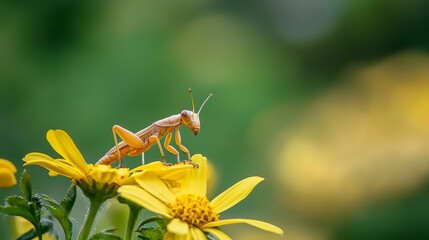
[167,194,219,227]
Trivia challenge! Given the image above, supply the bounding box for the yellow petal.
[210,176,263,214]
[167,163,194,171]
[163,232,175,240]
[46,129,89,174]
[167,218,189,236]
[0,159,17,173]
[203,228,231,240]
[161,169,190,182]
[54,158,74,166]
[118,185,172,218]
[160,164,193,181]
[129,161,164,173]
[0,168,17,187]
[181,154,207,196]
[135,171,176,202]
[0,159,17,187]
[203,218,283,235]
[90,164,126,184]
[190,227,207,240]
[119,175,137,185]
[23,153,84,179]
[48,170,59,177]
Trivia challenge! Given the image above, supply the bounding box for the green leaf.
[0,193,43,233]
[60,184,76,214]
[136,227,164,240]
[136,217,167,240]
[136,216,166,230]
[89,232,122,240]
[39,194,61,215]
[20,170,32,201]
[31,194,43,215]
[1,171,48,239]
[39,192,74,240]
[6,195,31,209]
[0,195,36,226]
[0,205,35,225]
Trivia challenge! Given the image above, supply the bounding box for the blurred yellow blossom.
[273,52,429,218]
[0,159,17,188]
[12,216,56,240]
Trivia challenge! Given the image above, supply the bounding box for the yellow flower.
[118,154,283,240]
[0,159,17,187]
[23,129,192,198]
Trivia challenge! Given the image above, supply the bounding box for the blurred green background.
[2,0,429,239]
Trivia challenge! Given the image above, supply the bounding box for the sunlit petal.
[0,159,17,172]
[54,158,74,166]
[0,169,16,187]
[118,185,172,218]
[203,228,231,240]
[23,153,84,179]
[130,161,165,173]
[164,231,188,240]
[181,154,207,196]
[210,176,264,214]
[160,164,193,181]
[167,218,189,236]
[46,129,89,174]
[48,170,59,177]
[203,218,283,235]
[190,227,207,240]
[0,159,17,188]
[135,171,176,202]
[93,164,125,184]
[161,169,191,182]
[163,232,174,240]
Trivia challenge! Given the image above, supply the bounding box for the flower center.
[167,194,219,227]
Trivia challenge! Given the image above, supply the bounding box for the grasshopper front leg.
[112,125,146,168]
[174,129,197,167]
[164,132,180,162]
[175,129,191,161]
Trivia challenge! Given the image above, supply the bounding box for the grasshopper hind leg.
[149,135,172,166]
[112,124,146,168]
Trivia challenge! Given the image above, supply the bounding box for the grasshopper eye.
[181,110,190,117]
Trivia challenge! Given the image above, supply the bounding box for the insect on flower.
[97,89,212,168]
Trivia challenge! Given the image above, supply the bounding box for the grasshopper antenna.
[189,88,195,113]
[197,93,213,115]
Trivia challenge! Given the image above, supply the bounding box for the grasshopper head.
[181,110,200,135]
[182,89,212,136]
[180,110,200,136]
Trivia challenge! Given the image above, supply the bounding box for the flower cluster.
[1,129,283,240]
[119,154,283,239]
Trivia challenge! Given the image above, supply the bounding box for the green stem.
[125,202,142,240]
[78,197,104,240]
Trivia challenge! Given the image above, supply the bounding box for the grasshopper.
[97,89,212,168]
